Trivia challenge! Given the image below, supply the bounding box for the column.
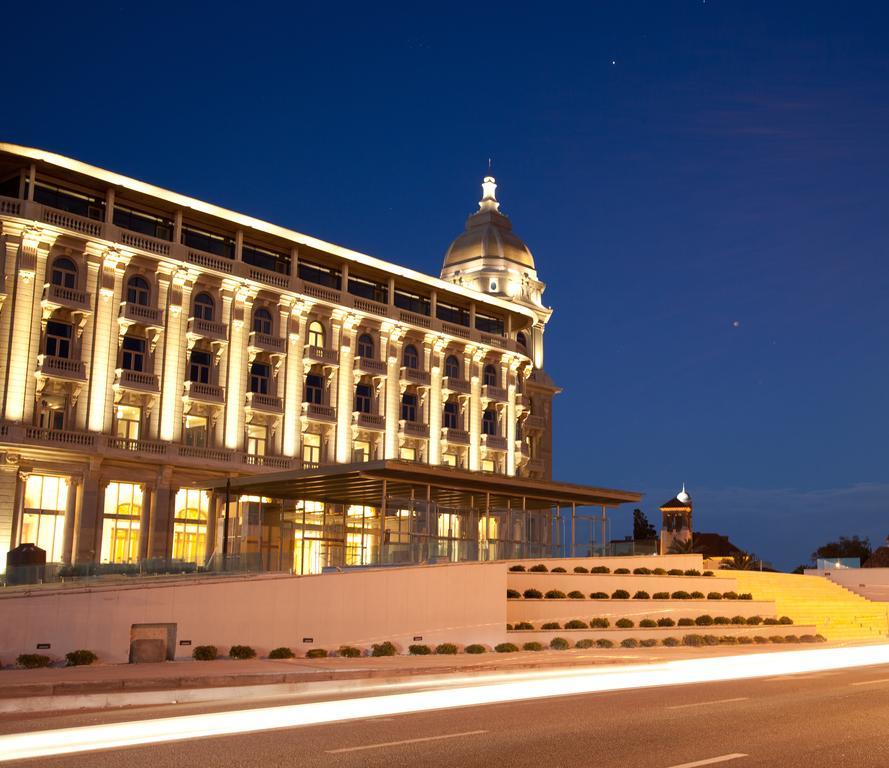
[282,303,306,457]
[159,268,189,441]
[223,285,251,450]
[335,313,358,463]
[505,355,517,476]
[61,475,80,564]
[0,461,20,565]
[467,346,483,471]
[427,336,444,465]
[382,324,403,459]
[147,467,174,559]
[87,250,126,433]
[73,460,104,564]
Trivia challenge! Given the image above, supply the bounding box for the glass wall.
[20,475,69,562]
[100,482,143,563]
[172,489,209,564]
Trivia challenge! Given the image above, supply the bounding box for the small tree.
[633,509,657,541]
[811,535,872,563]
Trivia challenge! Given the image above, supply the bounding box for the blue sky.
[5,1,889,567]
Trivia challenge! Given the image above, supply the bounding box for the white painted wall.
[808,567,889,602]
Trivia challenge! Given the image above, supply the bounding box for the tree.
[633,509,657,541]
[668,537,702,555]
[810,535,872,564]
[721,551,755,570]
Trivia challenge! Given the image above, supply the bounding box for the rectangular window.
[182,224,235,259]
[45,321,72,359]
[113,204,173,241]
[399,446,417,461]
[302,432,321,465]
[298,260,341,290]
[183,414,208,447]
[39,406,66,431]
[246,423,267,456]
[100,482,143,564]
[121,336,146,372]
[172,489,209,565]
[305,374,324,405]
[443,402,459,429]
[436,302,470,326]
[353,440,371,462]
[20,475,69,562]
[393,290,430,316]
[347,275,388,304]
[481,458,496,473]
[115,405,141,440]
[475,312,505,335]
[355,383,373,414]
[250,362,271,395]
[442,453,457,467]
[189,350,211,384]
[242,243,291,275]
[31,180,105,220]
[401,393,417,422]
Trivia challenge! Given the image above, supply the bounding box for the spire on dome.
[479,175,500,212]
[676,484,691,504]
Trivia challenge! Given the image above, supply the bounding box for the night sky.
[5,2,889,569]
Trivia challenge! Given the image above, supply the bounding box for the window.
[20,474,69,562]
[481,458,496,473]
[126,275,151,306]
[307,321,324,348]
[50,257,77,289]
[44,321,72,358]
[348,275,387,304]
[39,405,66,432]
[393,290,430,316]
[298,260,341,289]
[100,482,143,564]
[183,414,208,447]
[483,364,498,386]
[401,392,418,422]
[302,432,321,465]
[441,453,457,467]
[189,350,211,384]
[115,405,141,440]
[172,489,210,565]
[252,308,273,335]
[113,205,173,241]
[121,336,146,372]
[182,225,235,259]
[250,362,271,395]
[242,243,290,275]
[482,408,497,436]
[32,180,104,220]
[246,423,267,456]
[355,383,373,414]
[436,302,469,327]
[443,401,459,429]
[444,355,460,379]
[517,332,528,349]
[305,373,324,404]
[356,333,374,359]
[402,344,419,369]
[193,292,214,321]
[353,440,371,462]
[475,312,504,335]
[399,446,417,461]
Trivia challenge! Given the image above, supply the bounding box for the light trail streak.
[1,643,888,763]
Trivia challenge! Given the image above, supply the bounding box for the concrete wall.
[809,568,889,602]
[0,561,505,663]
[504,555,705,572]
[507,573,731,596]
[507,599,777,624]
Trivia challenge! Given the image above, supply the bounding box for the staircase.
[715,571,889,641]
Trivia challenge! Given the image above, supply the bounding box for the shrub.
[614,568,630,574]
[671,591,691,599]
[815,634,827,642]
[523,588,543,599]
[615,618,634,628]
[731,616,747,625]
[720,635,738,645]
[545,590,567,599]
[550,637,570,650]
[784,635,800,643]
[506,589,521,599]
[678,618,695,627]
[653,568,667,575]
[568,590,586,599]
[372,641,398,657]
[753,636,769,644]
[713,616,731,625]
[707,592,723,600]
[575,639,594,649]
[640,638,658,647]
[192,645,218,661]
[704,635,720,646]
[769,635,786,644]
[506,624,513,631]
[695,615,714,626]
[229,645,256,660]
[17,654,51,668]
[305,648,327,659]
[657,617,676,627]
[435,643,458,655]
[523,641,544,652]
[529,564,548,572]
[595,639,614,648]
[653,592,670,599]
[667,568,684,576]
[591,566,611,574]
[573,566,589,574]
[514,621,534,630]
[338,645,362,658]
[663,636,680,647]
[612,589,630,600]
[621,638,639,648]
[684,569,701,576]
[738,593,753,600]
[763,617,780,626]
[495,643,519,653]
[465,643,487,654]
[722,591,739,600]
[590,591,609,599]
[509,564,526,572]
[639,619,657,628]
[633,567,651,575]
[683,634,705,646]
[746,616,763,625]
[799,634,817,643]
[779,616,793,625]
[565,619,587,629]
[409,644,431,655]
[633,591,651,600]
[269,647,295,659]
[703,570,715,577]
[690,591,705,599]
[65,649,97,667]
[589,618,610,629]
[738,636,754,644]
[541,622,561,630]
[551,566,567,573]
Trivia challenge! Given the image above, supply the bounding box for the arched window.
[355,383,373,414]
[443,400,459,429]
[403,344,419,369]
[401,391,418,422]
[307,321,324,348]
[252,308,273,335]
[482,408,497,436]
[44,320,73,359]
[126,275,150,306]
[444,355,460,379]
[357,333,374,359]
[193,292,214,321]
[250,361,271,394]
[517,332,527,349]
[121,335,146,372]
[50,257,77,289]
[305,373,324,404]
[483,364,498,386]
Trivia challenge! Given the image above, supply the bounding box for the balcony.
[399,420,429,439]
[38,205,104,238]
[25,427,96,448]
[183,380,225,404]
[353,412,385,431]
[187,317,228,343]
[247,265,289,289]
[524,414,546,431]
[350,295,388,317]
[249,331,286,354]
[304,345,338,367]
[105,436,169,455]
[119,301,163,328]
[186,248,234,275]
[42,283,92,313]
[526,457,545,474]
[400,366,430,387]
[515,439,531,461]
[115,369,160,393]
[440,427,469,445]
[481,384,507,402]
[481,433,508,451]
[441,376,470,395]
[245,392,283,413]
[515,393,531,411]
[354,356,387,377]
[36,355,87,381]
[242,453,294,469]
[302,402,336,422]
[176,444,234,463]
[118,229,172,257]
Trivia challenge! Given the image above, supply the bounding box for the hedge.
[595,638,614,648]
[551,567,567,573]
[590,591,609,599]
[565,619,587,629]
[495,643,519,653]
[17,654,51,669]
[621,638,639,648]
[653,568,667,576]
[507,589,521,599]
[707,592,723,600]
[591,566,611,574]
[229,645,256,660]
[615,618,634,628]
[545,590,567,599]
[714,616,731,625]
[465,644,487,654]
[269,647,295,659]
[690,591,705,599]
[684,569,701,576]
[657,617,676,627]
[372,642,398,657]
[633,567,652,575]
[568,590,586,599]
[509,564,526,572]
[550,637,570,650]
[639,619,657,628]
[589,618,610,628]
[192,645,218,661]
[65,650,97,667]
[695,615,714,626]
[541,622,561,630]
[515,621,534,630]
[523,588,543,599]
[522,642,544,652]
[614,568,631,574]
[305,648,327,659]
[640,638,658,647]
[573,566,589,574]
[435,643,458,655]
[678,618,695,627]
[529,564,548,572]
[575,638,594,649]
[662,637,680,647]
[633,591,651,600]
[338,645,362,657]
[612,590,630,600]
[671,591,692,599]
[667,569,684,576]
[409,644,432,655]
[653,591,670,599]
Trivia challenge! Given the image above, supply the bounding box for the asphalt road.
[9,662,889,768]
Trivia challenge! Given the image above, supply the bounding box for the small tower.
[659,484,693,554]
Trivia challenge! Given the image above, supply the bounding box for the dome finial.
[480,170,499,212]
[676,483,691,504]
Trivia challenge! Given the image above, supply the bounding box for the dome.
[676,484,691,504]
[442,176,536,273]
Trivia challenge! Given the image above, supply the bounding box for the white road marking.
[666,697,748,710]
[665,754,747,768]
[326,729,487,753]
[850,678,889,686]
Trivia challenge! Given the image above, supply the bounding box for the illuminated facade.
[0,145,560,570]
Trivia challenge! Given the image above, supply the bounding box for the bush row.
[507,615,793,631]
[192,642,494,659]
[493,634,826,652]
[510,564,715,576]
[510,589,753,600]
[10,650,98,669]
